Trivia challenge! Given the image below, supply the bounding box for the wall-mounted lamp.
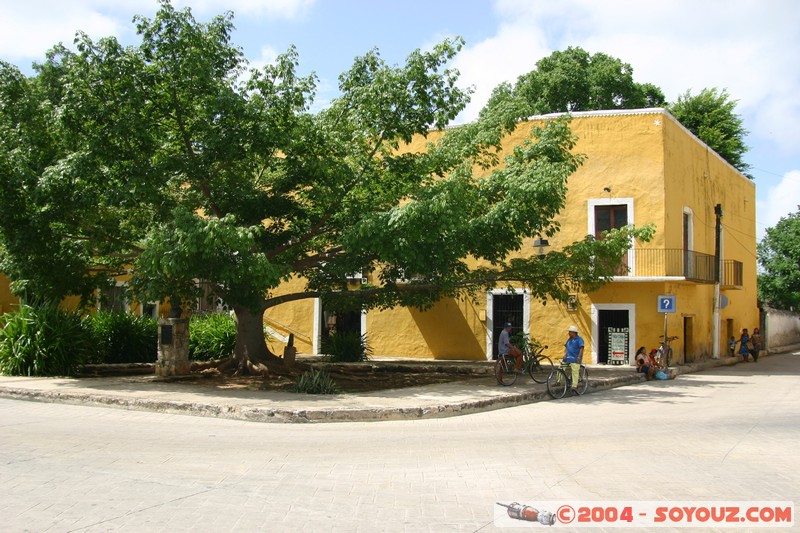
[533,238,550,256]
[566,294,578,311]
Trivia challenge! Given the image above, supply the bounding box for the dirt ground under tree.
[80,359,495,393]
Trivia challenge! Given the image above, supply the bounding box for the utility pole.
[712,204,723,358]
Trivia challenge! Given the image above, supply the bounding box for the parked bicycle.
[655,335,678,368]
[546,360,589,398]
[495,343,554,386]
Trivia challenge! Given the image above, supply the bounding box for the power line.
[750,166,785,178]
[751,166,800,182]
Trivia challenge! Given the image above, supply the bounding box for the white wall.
[764,307,800,352]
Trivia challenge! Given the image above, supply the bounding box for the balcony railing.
[626,249,734,284]
[631,249,715,282]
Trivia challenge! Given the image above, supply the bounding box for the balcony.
[623,249,741,286]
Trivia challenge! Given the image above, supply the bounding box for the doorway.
[486,290,530,360]
[597,309,630,364]
[490,293,523,360]
[315,299,364,355]
[683,316,694,362]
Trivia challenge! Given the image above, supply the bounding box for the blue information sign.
[657,294,676,314]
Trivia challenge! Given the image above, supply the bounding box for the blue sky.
[2,0,798,244]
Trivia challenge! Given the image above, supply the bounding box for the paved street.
[1,353,798,532]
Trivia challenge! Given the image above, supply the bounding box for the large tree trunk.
[230,303,275,376]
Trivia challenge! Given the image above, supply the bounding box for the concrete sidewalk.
[0,355,741,424]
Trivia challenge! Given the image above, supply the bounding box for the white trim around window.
[588,197,635,276]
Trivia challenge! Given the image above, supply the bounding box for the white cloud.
[175,0,314,18]
[757,171,800,239]
[0,0,314,69]
[0,1,138,64]
[248,46,280,72]
[453,23,549,122]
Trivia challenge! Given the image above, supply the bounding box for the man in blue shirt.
[564,325,585,395]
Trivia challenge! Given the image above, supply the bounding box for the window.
[99,284,129,313]
[587,198,635,275]
[594,205,628,237]
[346,271,368,284]
[194,280,229,314]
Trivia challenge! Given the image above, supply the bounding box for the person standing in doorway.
[498,322,523,373]
[564,325,585,395]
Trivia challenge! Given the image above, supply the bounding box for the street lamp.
[533,238,550,257]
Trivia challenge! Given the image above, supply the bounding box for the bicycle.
[655,335,678,368]
[546,360,589,398]
[495,344,554,386]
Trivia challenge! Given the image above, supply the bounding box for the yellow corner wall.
[663,116,758,355]
[262,109,758,364]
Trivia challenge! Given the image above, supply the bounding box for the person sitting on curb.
[635,346,657,380]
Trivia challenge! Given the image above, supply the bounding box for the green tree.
[502,46,665,117]
[667,88,750,175]
[758,209,800,310]
[0,2,652,373]
[493,48,751,177]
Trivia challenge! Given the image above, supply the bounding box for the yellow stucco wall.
[662,115,759,356]
[0,274,19,315]
[249,109,760,364]
[263,275,318,354]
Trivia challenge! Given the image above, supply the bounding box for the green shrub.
[0,304,95,376]
[510,331,542,356]
[293,368,341,394]
[320,332,372,362]
[189,313,237,361]
[90,311,158,364]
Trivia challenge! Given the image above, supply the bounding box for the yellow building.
[0,274,19,315]
[266,108,758,365]
[0,108,757,365]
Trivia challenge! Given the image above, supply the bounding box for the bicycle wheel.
[546,368,568,399]
[529,355,553,384]
[495,355,518,386]
[665,347,673,368]
[575,365,589,395]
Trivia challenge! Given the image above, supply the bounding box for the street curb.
[0,374,645,424]
[0,357,743,423]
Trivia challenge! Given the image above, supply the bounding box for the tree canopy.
[757,208,800,310]
[668,88,751,175]
[488,46,666,119]
[0,2,651,367]
[490,47,751,177]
